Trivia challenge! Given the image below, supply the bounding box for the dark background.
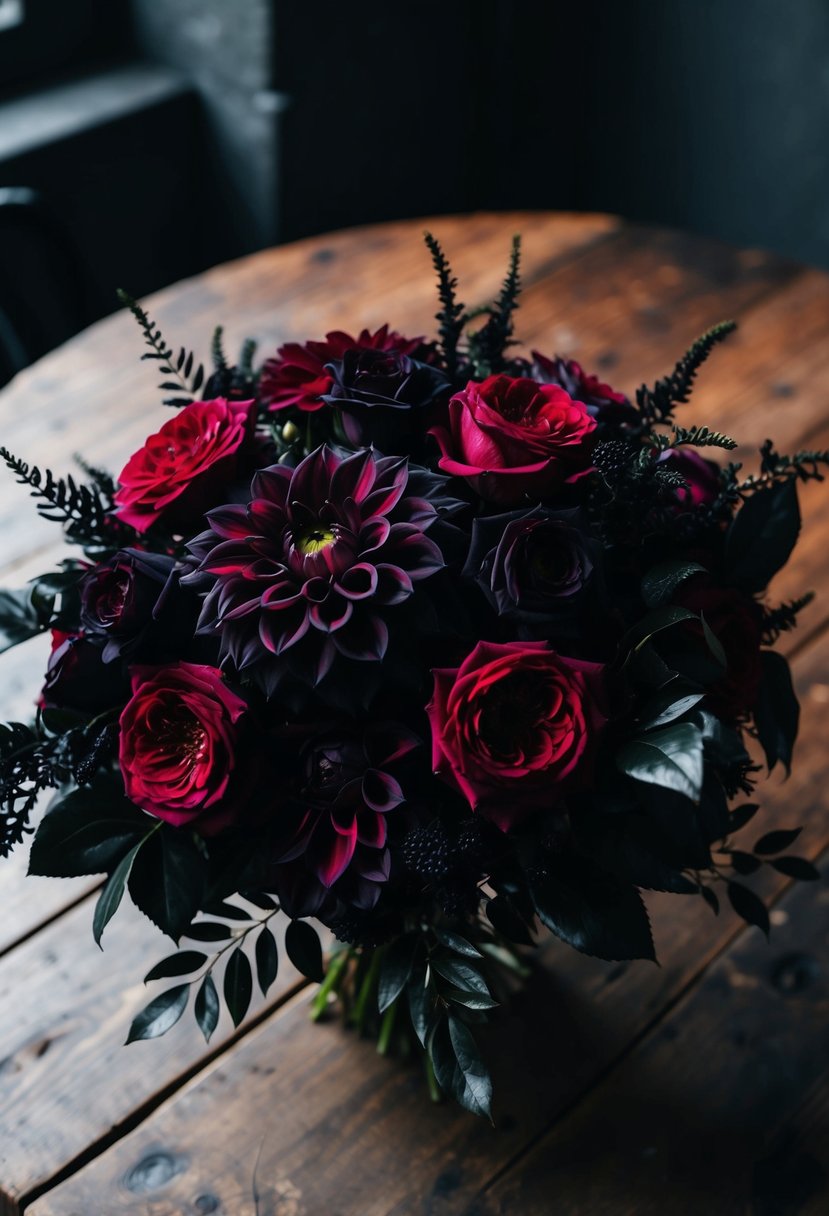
[0,0,826,382]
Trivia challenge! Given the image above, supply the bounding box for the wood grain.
[0,212,826,1215]
[25,624,829,1216]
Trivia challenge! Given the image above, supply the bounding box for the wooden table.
[0,213,827,1216]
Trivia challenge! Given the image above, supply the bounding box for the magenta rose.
[432,374,597,504]
[428,640,606,830]
[114,397,256,533]
[119,662,247,833]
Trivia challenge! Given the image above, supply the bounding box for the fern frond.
[117,288,205,407]
[636,321,737,430]
[424,231,465,379]
[0,447,128,550]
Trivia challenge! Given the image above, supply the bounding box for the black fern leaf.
[72,455,117,505]
[424,231,465,379]
[211,325,228,373]
[636,321,736,430]
[0,447,131,551]
[737,440,829,493]
[117,289,206,407]
[238,337,258,380]
[0,722,80,857]
[762,592,815,644]
[671,424,738,450]
[467,236,522,377]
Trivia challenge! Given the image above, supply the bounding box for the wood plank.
[0,896,307,1215]
[24,624,829,1216]
[475,856,829,1216]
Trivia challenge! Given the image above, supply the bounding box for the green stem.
[424,1052,442,1104]
[309,948,350,1022]
[376,999,397,1056]
[352,947,383,1035]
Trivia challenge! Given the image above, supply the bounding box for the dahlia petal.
[361,769,404,812]
[309,597,353,633]
[315,823,358,888]
[357,812,388,849]
[332,613,388,661]
[374,564,413,605]
[335,563,378,601]
[329,447,376,505]
[274,609,311,653]
[204,504,251,539]
[251,464,293,506]
[358,517,391,552]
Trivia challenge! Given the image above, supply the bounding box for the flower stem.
[376,999,397,1055]
[309,948,349,1022]
[424,1052,442,1104]
[352,947,382,1035]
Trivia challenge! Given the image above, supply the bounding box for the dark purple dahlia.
[184,446,445,697]
[278,724,418,910]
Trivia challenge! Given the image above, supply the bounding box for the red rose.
[678,579,763,717]
[428,640,606,830]
[431,375,597,504]
[114,397,256,533]
[119,662,247,833]
[259,326,429,413]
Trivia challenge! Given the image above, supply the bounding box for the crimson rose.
[119,662,247,833]
[114,398,256,533]
[432,374,596,504]
[657,448,721,509]
[428,640,606,830]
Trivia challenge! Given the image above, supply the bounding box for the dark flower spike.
[185,445,446,697]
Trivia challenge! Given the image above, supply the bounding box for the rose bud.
[79,549,177,663]
[40,630,128,714]
[431,374,597,505]
[677,578,764,718]
[119,662,248,833]
[428,640,606,830]
[463,507,596,635]
[259,326,433,413]
[322,347,450,451]
[114,397,256,533]
[657,448,721,509]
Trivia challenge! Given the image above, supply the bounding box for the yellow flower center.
[296,525,337,555]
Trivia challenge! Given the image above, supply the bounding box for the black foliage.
[423,232,465,380]
[117,289,206,407]
[635,320,736,431]
[466,235,521,377]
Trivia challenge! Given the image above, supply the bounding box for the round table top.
[1,213,829,1216]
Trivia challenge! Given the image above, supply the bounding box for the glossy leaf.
[531,861,656,962]
[754,826,802,855]
[431,957,492,997]
[617,722,704,802]
[183,921,233,942]
[194,973,220,1043]
[448,1016,493,1120]
[29,784,148,878]
[378,934,418,1014]
[128,826,205,941]
[407,969,431,1047]
[92,840,143,947]
[726,479,800,593]
[255,925,279,997]
[433,929,482,958]
[641,559,706,607]
[285,920,324,982]
[753,651,800,774]
[144,951,207,983]
[126,984,189,1043]
[224,946,253,1028]
[727,881,770,938]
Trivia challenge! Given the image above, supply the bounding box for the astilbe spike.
[423,231,465,379]
[466,235,522,377]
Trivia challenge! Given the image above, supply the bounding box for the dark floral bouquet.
[0,235,823,1119]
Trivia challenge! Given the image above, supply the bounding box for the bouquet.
[0,234,823,1120]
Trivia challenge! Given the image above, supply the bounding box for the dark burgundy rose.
[40,630,128,713]
[119,662,248,834]
[677,578,764,717]
[278,724,419,908]
[259,326,433,413]
[658,448,721,509]
[80,549,177,662]
[428,640,607,830]
[432,374,597,505]
[322,347,450,449]
[464,507,595,633]
[530,353,631,418]
[184,446,445,698]
[114,397,256,533]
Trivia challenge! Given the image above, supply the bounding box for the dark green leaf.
[407,969,430,1047]
[728,803,760,832]
[203,899,251,922]
[443,986,499,1011]
[700,612,727,669]
[29,784,149,878]
[378,934,419,1014]
[224,947,253,1028]
[771,856,820,881]
[126,984,189,1043]
[93,839,143,946]
[729,850,761,876]
[726,479,801,593]
[255,926,279,997]
[485,895,535,945]
[128,827,205,940]
[448,1015,493,1120]
[0,586,53,654]
[530,860,656,962]
[754,826,802,855]
[194,973,220,1043]
[431,957,492,997]
[285,920,324,982]
[144,951,206,983]
[641,559,706,607]
[622,605,697,657]
[433,929,482,958]
[240,891,278,911]
[727,881,770,938]
[617,722,704,802]
[753,651,800,774]
[640,684,705,730]
[183,920,233,942]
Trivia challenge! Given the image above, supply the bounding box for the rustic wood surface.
[0,212,825,1215]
